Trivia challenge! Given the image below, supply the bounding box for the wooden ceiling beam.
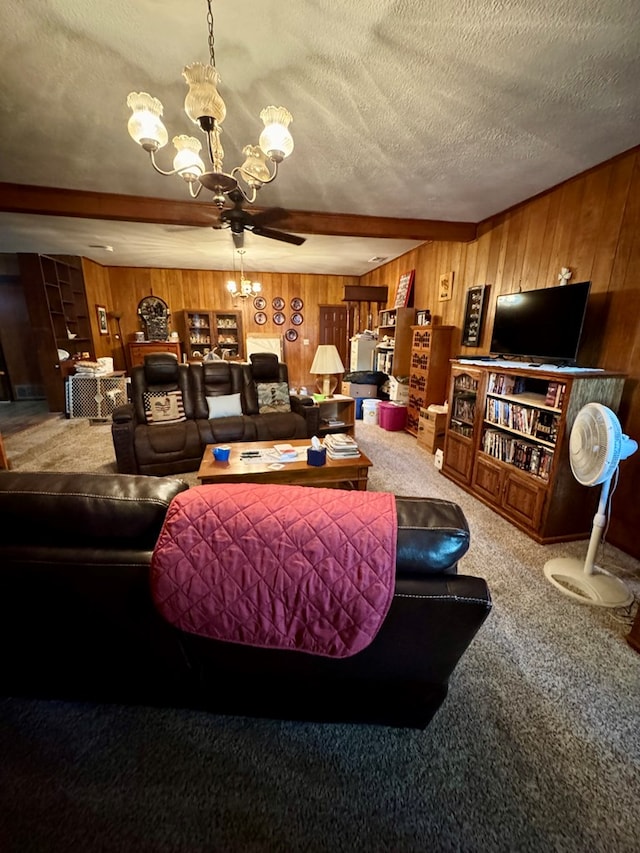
[0,182,478,243]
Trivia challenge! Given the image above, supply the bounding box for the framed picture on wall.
[96,304,109,335]
[393,270,415,308]
[438,272,454,302]
[461,284,490,347]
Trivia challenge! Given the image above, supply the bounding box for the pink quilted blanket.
[150,483,397,658]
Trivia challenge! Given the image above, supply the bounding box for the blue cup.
[213,445,231,462]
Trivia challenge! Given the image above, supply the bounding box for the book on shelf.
[544,382,566,408]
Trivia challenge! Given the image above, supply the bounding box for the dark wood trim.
[0,182,477,243]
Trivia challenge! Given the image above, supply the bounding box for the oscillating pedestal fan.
[543,403,637,608]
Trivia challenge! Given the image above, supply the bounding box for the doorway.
[318,304,349,372]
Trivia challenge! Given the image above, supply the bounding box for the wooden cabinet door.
[472,455,503,506]
[502,470,546,531]
[442,431,474,484]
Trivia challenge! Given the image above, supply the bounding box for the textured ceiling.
[0,0,638,274]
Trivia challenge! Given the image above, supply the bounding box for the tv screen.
[489,281,591,364]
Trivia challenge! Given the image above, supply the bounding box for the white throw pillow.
[207,393,243,419]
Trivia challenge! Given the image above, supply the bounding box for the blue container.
[355,397,365,419]
[307,447,327,467]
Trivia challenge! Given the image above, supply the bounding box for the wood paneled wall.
[83,264,360,387]
[82,146,640,558]
[360,146,640,560]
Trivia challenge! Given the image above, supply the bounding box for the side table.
[316,394,356,437]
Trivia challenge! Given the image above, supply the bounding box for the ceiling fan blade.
[252,226,306,246]
[232,230,245,249]
[250,207,290,228]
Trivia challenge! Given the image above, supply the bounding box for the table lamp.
[310,345,345,398]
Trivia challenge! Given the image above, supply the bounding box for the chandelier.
[227,250,261,299]
[126,0,294,208]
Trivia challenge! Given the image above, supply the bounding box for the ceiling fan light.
[183,62,226,125]
[127,92,168,149]
[226,280,237,294]
[172,135,205,181]
[259,106,294,161]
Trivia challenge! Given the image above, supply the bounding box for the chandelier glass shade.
[126,0,294,207]
[227,250,261,299]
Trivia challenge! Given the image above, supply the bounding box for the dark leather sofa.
[112,352,319,476]
[0,471,491,729]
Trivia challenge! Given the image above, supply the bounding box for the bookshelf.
[441,362,626,542]
[374,307,415,376]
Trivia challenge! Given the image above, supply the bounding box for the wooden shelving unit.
[441,361,626,542]
[406,324,454,435]
[178,309,243,361]
[18,253,94,412]
[374,307,415,376]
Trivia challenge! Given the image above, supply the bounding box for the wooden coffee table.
[197,438,372,490]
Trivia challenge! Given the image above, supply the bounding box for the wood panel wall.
[83,264,360,387]
[360,146,640,560]
[80,145,640,559]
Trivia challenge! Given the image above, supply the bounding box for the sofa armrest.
[395,496,470,576]
[111,408,140,474]
[290,396,320,436]
[112,402,136,424]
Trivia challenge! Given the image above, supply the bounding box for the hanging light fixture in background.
[126,0,294,208]
[226,250,261,300]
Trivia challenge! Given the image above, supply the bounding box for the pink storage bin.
[378,401,407,431]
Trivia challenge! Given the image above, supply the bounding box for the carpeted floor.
[1,417,639,852]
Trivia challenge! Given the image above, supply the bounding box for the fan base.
[543,557,633,608]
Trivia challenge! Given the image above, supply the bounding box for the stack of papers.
[323,433,360,460]
[272,443,300,462]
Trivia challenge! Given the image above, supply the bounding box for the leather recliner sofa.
[112,353,319,476]
[0,471,492,729]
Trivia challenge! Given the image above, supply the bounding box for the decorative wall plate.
[253,296,266,310]
[290,297,303,311]
[291,312,304,326]
[285,329,298,342]
[272,296,285,311]
[273,311,286,325]
[254,311,267,325]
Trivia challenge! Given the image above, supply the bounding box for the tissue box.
[307,447,327,467]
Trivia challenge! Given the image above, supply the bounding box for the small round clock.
[273,312,286,325]
[291,297,304,311]
[291,312,304,326]
[254,311,267,325]
[272,296,285,311]
[253,296,267,310]
[285,329,298,342]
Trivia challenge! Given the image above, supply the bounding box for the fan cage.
[569,403,621,486]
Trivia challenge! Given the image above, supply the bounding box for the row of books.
[482,429,554,479]
[487,374,526,395]
[485,399,559,442]
[545,381,566,408]
[323,432,361,460]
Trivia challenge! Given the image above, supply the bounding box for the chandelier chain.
[206,0,216,67]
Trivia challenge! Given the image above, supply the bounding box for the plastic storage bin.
[378,401,408,431]
[362,398,380,425]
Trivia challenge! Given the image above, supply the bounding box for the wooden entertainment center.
[441,360,626,543]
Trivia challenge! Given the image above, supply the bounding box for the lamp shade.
[310,345,345,375]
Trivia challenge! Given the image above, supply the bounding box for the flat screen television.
[489,281,591,365]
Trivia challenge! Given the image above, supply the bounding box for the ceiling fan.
[214,190,306,249]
